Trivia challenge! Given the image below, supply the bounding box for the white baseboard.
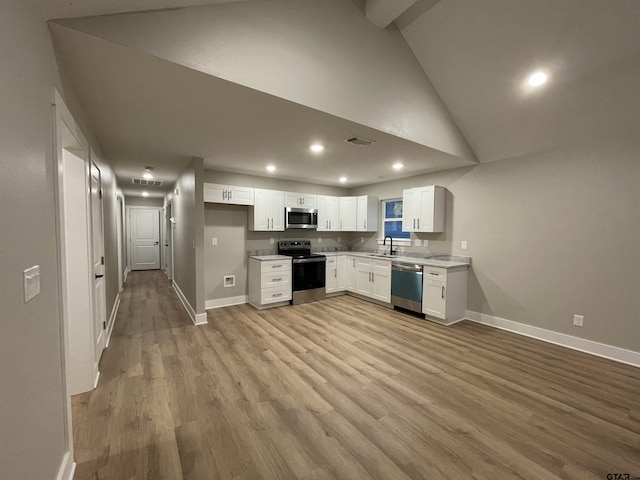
[466,310,640,368]
[205,295,248,310]
[93,370,100,389]
[124,266,130,283]
[172,280,207,325]
[56,451,76,480]
[105,293,120,348]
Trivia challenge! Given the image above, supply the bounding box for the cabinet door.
[252,189,270,230]
[204,183,226,203]
[357,195,378,232]
[325,258,337,293]
[339,197,357,231]
[317,195,330,231]
[402,188,419,232]
[423,277,446,319]
[346,256,357,292]
[285,192,303,208]
[269,190,285,231]
[300,193,316,209]
[228,186,254,205]
[417,186,434,232]
[328,196,341,231]
[371,268,391,303]
[335,255,347,291]
[355,267,372,296]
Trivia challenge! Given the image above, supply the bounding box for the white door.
[90,161,107,358]
[129,208,160,270]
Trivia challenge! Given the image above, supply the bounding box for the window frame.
[377,198,412,246]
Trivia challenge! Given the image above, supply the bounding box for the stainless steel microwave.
[285,207,318,229]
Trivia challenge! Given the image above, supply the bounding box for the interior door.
[130,208,160,270]
[90,161,107,359]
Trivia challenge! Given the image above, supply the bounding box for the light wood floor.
[72,270,640,479]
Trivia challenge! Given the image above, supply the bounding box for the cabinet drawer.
[261,286,291,304]
[372,259,391,272]
[424,267,447,281]
[261,272,290,288]
[326,257,337,267]
[261,261,291,273]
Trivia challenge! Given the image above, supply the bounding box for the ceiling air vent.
[344,136,375,147]
[132,178,163,187]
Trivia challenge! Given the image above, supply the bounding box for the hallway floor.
[72,270,640,479]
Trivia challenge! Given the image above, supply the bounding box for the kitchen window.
[378,199,411,246]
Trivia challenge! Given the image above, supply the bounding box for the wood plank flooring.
[72,270,640,479]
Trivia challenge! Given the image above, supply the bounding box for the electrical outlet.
[461,240,468,250]
[211,237,218,246]
[415,239,422,247]
[223,275,235,287]
[337,237,341,242]
[318,237,322,243]
[23,265,40,303]
[269,238,274,245]
[361,237,364,243]
[573,314,584,327]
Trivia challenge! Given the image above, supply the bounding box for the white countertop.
[249,255,291,261]
[314,251,470,269]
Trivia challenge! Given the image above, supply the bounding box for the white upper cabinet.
[204,183,254,205]
[317,195,340,231]
[250,188,285,231]
[284,192,317,209]
[356,195,378,232]
[339,196,357,231]
[402,185,445,233]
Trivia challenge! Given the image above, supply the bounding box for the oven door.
[292,257,326,291]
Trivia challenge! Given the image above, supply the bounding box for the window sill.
[376,238,412,247]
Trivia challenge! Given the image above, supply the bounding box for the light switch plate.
[211,237,218,246]
[461,240,468,250]
[415,239,422,247]
[573,314,584,327]
[23,265,40,303]
[270,238,274,245]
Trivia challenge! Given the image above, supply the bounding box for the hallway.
[72,271,640,480]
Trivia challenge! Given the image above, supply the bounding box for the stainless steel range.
[277,240,326,305]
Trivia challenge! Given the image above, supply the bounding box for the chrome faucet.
[383,235,396,255]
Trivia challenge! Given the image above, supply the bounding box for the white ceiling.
[46,0,640,197]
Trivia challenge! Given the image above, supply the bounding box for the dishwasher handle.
[392,264,423,273]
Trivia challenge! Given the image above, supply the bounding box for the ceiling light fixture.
[339,177,347,183]
[266,165,276,173]
[528,71,548,87]
[143,166,154,179]
[142,191,149,197]
[392,162,404,170]
[310,144,325,153]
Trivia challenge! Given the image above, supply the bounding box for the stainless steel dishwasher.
[391,262,423,314]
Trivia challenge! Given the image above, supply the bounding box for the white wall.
[0,1,68,478]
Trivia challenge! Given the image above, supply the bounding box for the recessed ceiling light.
[310,144,325,153]
[528,71,548,87]
[339,177,347,183]
[392,162,404,170]
[266,165,276,173]
[142,191,149,197]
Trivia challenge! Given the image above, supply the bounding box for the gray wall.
[352,140,640,353]
[0,1,67,478]
[125,195,164,207]
[172,158,205,315]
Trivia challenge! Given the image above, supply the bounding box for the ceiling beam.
[366,0,418,28]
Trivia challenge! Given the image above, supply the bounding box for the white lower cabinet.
[326,255,347,294]
[248,258,292,308]
[353,257,391,303]
[422,266,468,324]
[346,256,357,292]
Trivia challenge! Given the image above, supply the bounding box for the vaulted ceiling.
[45,0,640,196]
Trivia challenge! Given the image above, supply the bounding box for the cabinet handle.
[334,269,337,278]
[364,220,366,230]
[372,272,375,282]
[413,218,416,229]
[429,272,440,276]
[442,286,445,299]
[273,293,282,298]
[273,278,282,282]
[417,218,420,229]
[301,198,304,205]
[223,190,227,200]
[229,190,232,200]
[329,220,332,229]
[272,264,282,268]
